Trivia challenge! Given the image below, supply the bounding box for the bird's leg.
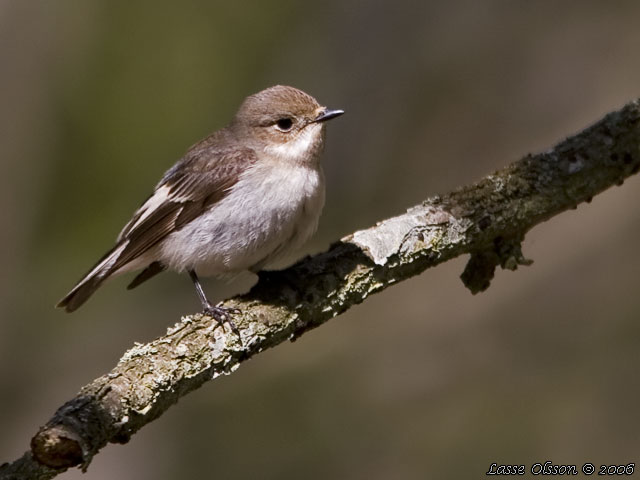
[188,269,241,337]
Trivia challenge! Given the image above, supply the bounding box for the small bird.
[57,85,344,326]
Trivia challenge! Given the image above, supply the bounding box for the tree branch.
[3,100,640,480]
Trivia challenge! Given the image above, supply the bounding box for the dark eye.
[275,117,293,132]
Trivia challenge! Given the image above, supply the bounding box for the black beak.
[313,108,345,123]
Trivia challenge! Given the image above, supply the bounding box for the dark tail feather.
[56,274,108,312]
[56,241,128,312]
[127,261,165,290]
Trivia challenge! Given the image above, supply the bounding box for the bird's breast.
[159,161,325,275]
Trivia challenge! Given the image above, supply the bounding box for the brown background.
[2,1,640,478]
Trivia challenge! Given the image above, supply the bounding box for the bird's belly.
[158,163,325,276]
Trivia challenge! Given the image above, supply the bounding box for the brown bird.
[57,85,344,325]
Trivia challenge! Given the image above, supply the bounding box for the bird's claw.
[203,305,242,342]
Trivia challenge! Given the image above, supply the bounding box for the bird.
[57,85,344,328]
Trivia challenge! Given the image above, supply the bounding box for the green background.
[2,1,640,478]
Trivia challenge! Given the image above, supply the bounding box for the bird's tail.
[56,241,128,312]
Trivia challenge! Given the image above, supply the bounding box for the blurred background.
[2,1,640,478]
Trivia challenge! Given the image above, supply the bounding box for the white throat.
[264,123,323,163]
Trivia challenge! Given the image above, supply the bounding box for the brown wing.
[57,136,257,312]
[111,143,258,275]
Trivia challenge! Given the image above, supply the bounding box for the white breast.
[158,160,325,276]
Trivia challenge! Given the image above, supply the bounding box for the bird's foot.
[203,304,242,341]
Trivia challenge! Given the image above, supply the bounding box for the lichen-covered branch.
[3,100,640,480]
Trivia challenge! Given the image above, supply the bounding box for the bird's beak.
[313,108,345,123]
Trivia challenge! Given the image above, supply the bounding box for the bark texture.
[2,100,640,480]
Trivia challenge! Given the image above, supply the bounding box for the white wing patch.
[118,184,192,241]
[84,240,128,281]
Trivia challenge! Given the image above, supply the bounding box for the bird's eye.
[275,117,293,132]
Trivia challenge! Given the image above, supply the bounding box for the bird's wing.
[112,145,258,272]
[57,140,257,312]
